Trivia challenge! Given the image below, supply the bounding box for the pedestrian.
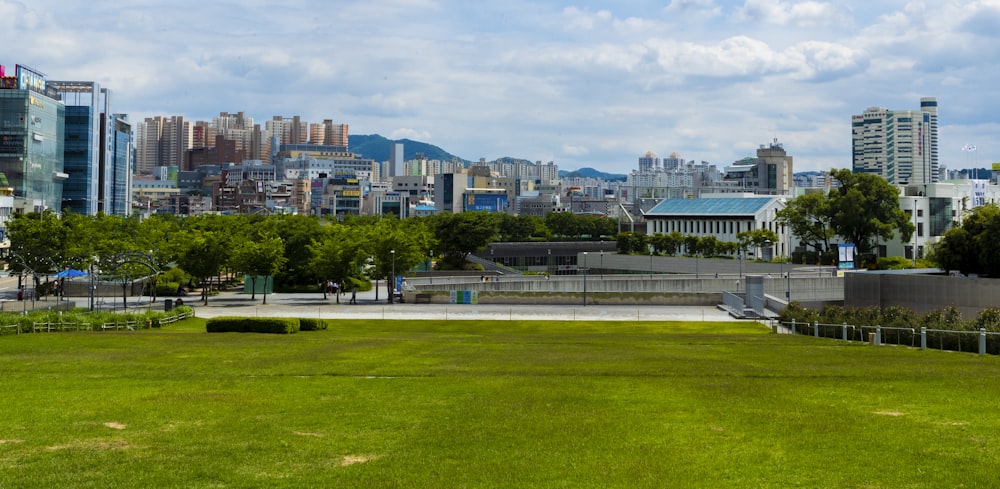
[350,287,357,304]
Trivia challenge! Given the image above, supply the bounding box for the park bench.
[414,293,433,304]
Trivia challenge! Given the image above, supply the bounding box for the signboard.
[972,180,987,208]
[449,290,478,304]
[993,162,1000,172]
[837,243,856,270]
[341,190,360,197]
[0,77,16,89]
[15,65,45,93]
[0,135,23,153]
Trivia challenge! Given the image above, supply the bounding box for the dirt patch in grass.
[104,422,127,430]
[341,454,381,466]
[873,410,906,417]
[47,439,133,451]
[293,431,324,437]
[0,439,25,444]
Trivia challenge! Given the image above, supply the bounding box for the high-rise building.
[0,64,66,213]
[852,97,939,184]
[136,115,190,174]
[639,151,659,173]
[390,143,403,178]
[49,80,133,215]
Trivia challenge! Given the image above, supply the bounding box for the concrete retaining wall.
[845,273,1000,318]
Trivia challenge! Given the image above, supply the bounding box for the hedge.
[299,318,328,331]
[206,317,300,334]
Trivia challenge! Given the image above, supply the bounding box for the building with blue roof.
[643,195,788,258]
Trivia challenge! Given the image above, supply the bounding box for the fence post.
[980,328,987,356]
[813,320,819,338]
[791,319,796,335]
[876,325,882,346]
[842,322,848,341]
[920,327,927,350]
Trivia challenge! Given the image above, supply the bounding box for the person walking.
[350,286,357,305]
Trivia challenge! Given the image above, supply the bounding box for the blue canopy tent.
[54,269,87,279]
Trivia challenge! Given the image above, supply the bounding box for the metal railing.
[781,319,1000,355]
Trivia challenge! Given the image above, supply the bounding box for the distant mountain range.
[350,135,995,183]
[348,134,628,181]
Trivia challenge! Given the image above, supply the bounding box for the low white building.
[643,194,788,258]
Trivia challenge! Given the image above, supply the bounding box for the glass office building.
[0,85,66,212]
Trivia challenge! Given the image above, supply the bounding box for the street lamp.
[390,249,396,304]
[649,249,653,278]
[547,248,551,277]
[428,249,433,285]
[582,252,588,306]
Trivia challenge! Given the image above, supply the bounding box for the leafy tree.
[737,229,779,259]
[649,231,682,256]
[428,212,499,268]
[827,168,913,257]
[173,225,231,305]
[497,214,540,242]
[545,212,580,239]
[696,235,721,257]
[615,231,648,254]
[231,233,287,304]
[307,223,371,302]
[6,210,68,293]
[932,203,1000,276]
[775,191,834,254]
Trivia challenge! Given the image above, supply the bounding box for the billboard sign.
[15,65,45,93]
[837,243,856,270]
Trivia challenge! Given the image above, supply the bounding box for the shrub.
[299,318,328,331]
[206,317,300,334]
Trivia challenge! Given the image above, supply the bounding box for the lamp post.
[785,263,791,302]
[649,249,653,278]
[582,252,588,306]
[390,249,396,304]
[547,248,551,277]
[428,249,433,285]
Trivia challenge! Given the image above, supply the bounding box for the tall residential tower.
[852,97,939,185]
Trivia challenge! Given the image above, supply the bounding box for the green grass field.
[1,318,999,488]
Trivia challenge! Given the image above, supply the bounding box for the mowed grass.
[1,319,999,488]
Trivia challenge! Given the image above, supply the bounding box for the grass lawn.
[1,318,999,488]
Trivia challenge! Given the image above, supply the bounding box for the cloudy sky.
[3,0,999,174]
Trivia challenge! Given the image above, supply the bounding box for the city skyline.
[3,0,999,174]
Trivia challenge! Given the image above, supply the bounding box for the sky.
[3,0,1000,175]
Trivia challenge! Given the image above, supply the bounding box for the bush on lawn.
[206,317,300,334]
[299,318,328,331]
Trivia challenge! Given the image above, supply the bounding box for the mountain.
[560,167,627,181]
[347,135,627,181]
[348,134,469,164]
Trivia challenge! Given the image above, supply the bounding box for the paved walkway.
[180,289,743,322]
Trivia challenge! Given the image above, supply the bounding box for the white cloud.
[562,144,590,156]
[2,0,1000,174]
[390,128,433,141]
[561,6,614,30]
[734,0,851,26]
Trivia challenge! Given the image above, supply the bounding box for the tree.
[932,203,1000,276]
[173,227,230,305]
[231,233,287,304]
[616,231,648,254]
[737,229,780,259]
[827,169,913,257]
[775,192,834,254]
[428,212,499,268]
[307,223,370,303]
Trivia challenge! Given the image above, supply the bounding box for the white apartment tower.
[852,97,939,185]
[639,151,659,173]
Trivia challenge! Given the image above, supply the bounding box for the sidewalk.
[184,288,742,322]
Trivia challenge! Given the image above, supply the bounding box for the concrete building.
[721,139,794,195]
[136,115,190,175]
[49,81,133,216]
[0,64,66,213]
[852,97,939,185]
[643,195,789,258]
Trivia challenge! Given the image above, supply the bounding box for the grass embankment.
[1,319,998,488]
